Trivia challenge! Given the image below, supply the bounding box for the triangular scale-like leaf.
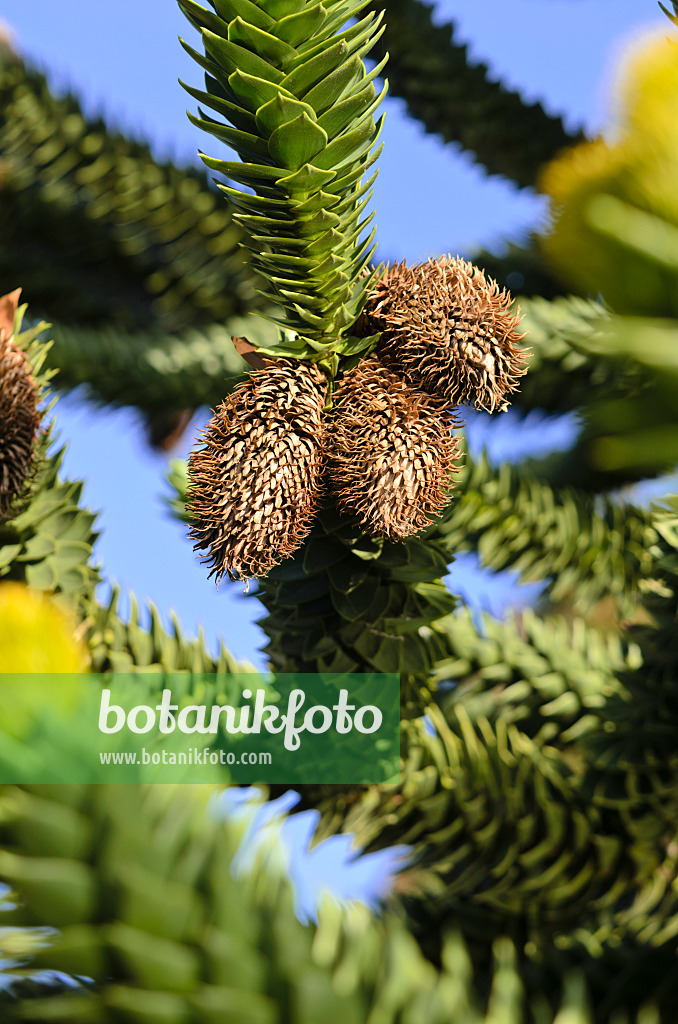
[234,212,293,232]
[289,9,373,68]
[212,0,274,30]
[201,155,280,182]
[313,115,380,171]
[0,544,22,570]
[178,0,230,39]
[328,217,375,267]
[318,80,386,140]
[336,333,380,357]
[204,71,239,107]
[322,286,352,311]
[25,559,58,592]
[331,170,377,214]
[255,94,315,137]
[200,153,283,185]
[307,253,345,278]
[315,0,373,41]
[348,212,378,250]
[328,559,369,595]
[249,233,311,250]
[217,183,291,213]
[303,56,363,115]
[253,338,313,359]
[228,17,298,70]
[278,289,327,310]
[292,304,332,329]
[265,556,310,583]
[389,550,448,583]
[323,0,368,12]
[291,190,341,214]
[362,587,392,624]
[317,647,360,674]
[281,41,348,97]
[348,623,382,661]
[203,30,284,85]
[253,251,318,270]
[323,0,370,13]
[347,242,379,285]
[330,577,380,622]
[275,162,336,193]
[228,70,295,112]
[179,37,223,84]
[253,308,309,333]
[341,281,374,319]
[302,228,344,256]
[187,112,270,160]
[316,82,374,139]
[181,80,257,132]
[332,192,373,237]
[260,0,305,17]
[303,536,348,577]
[333,303,362,329]
[260,249,345,282]
[268,113,328,171]
[267,272,318,291]
[344,12,385,62]
[303,632,338,660]
[372,636,402,674]
[18,534,56,560]
[275,4,328,47]
[296,209,342,235]
[270,573,331,605]
[399,635,430,673]
[316,270,350,296]
[280,30,338,71]
[357,52,389,93]
[324,143,383,194]
[334,237,377,286]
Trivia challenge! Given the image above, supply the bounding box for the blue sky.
[1,0,668,911]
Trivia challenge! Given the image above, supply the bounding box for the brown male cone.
[362,256,529,412]
[0,289,41,522]
[188,349,327,584]
[329,354,461,540]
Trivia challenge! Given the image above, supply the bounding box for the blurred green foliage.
[541,33,678,474]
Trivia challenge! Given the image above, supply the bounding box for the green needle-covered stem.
[179,0,388,368]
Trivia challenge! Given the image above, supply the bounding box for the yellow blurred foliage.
[541,33,678,318]
[0,581,89,672]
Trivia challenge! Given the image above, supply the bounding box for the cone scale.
[0,289,41,521]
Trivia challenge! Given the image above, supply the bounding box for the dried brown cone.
[329,355,462,541]
[361,256,529,412]
[0,290,41,522]
[188,353,327,584]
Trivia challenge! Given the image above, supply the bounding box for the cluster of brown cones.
[188,257,528,584]
[0,289,41,522]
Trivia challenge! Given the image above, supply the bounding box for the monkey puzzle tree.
[1,2,678,1022]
